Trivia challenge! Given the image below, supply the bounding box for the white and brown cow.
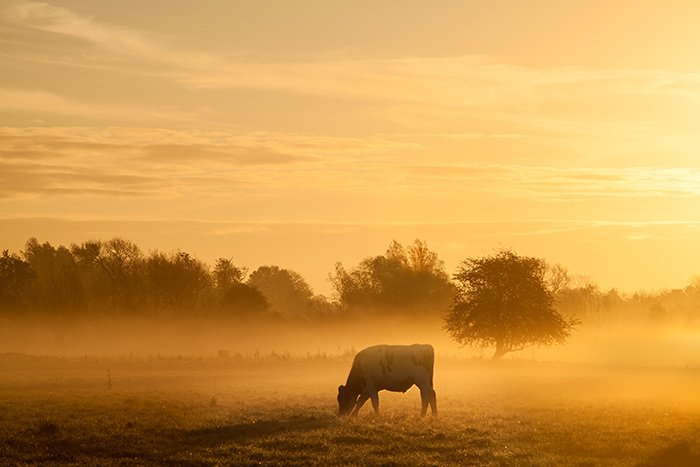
[337,344,437,417]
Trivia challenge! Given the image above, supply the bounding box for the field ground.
[1,353,700,466]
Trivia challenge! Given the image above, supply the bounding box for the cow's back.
[355,344,434,392]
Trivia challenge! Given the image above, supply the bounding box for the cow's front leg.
[351,393,370,416]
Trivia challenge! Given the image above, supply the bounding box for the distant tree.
[648,302,668,324]
[444,249,581,360]
[685,275,700,297]
[546,263,570,295]
[92,237,143,315]
[329,239,455,319]
[305,294,339,321]
[70,240,102,267]
[684,276,700,323]
[22,238,84,315]
[165,251,212,315]
[219,282,270,319]
[213,258,248,292]
[70,240,109,312]
[555,276,627,326]
[143,251,171,317]
[21,238,85,344]
[0,250,36,314]
[144,250,212,316]
[248,265,314,319]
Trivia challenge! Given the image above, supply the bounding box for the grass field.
[1,352,700,466]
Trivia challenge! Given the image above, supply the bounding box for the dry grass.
[1,353,700,466]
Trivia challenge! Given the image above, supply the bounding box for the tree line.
[0,237,456,323]
[2,236,699,326]
[2,236,700,358]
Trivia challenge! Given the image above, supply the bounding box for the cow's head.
[337,385,358,416]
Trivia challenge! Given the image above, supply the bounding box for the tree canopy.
[248,266,314,319]
[444,249,581,359]
[0,250,36,313]
[329,239,455,319]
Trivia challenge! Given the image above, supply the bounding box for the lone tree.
[444,249,580,360]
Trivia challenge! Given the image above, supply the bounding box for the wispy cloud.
[3,215,699,238]
[0,88,199,123]
[0,127,420,199]
[0,126,416,163]
[4,1,700,114]
[2,0,213,68]
[0,128,267,199]
[3,124,700,203]
[401,164,700,200]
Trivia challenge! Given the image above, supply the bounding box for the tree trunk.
[492,342,508,360]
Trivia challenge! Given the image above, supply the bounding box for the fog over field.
[1,311,700,367]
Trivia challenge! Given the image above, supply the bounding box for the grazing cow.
[337,344,437,417]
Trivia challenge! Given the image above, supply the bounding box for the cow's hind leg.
[429,388,437,416]
[370,391,380,414]
[419,386,437,417]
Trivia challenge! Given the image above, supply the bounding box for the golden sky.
[2,0,700,295]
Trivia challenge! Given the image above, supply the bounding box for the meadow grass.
[1,354,700,466]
